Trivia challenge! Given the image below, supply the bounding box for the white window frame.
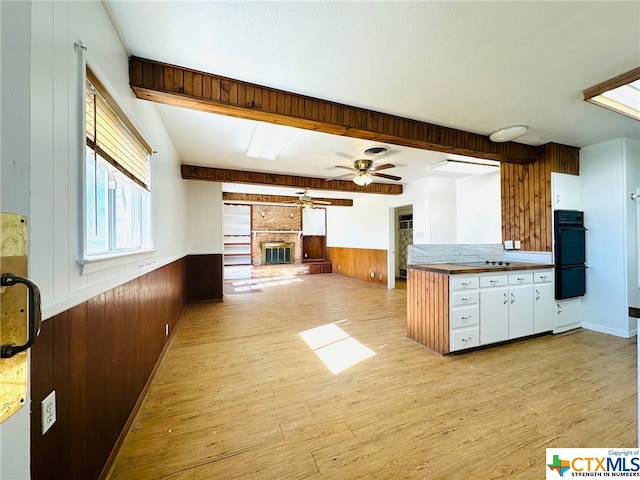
[79,67,154,273]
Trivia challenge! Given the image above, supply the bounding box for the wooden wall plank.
[406,269,449,354]
[186,254,223,302]
[500,143,579,252]
[30,258,189,480]
[327,247,387,286]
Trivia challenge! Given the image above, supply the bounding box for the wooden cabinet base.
[308,262,332,274]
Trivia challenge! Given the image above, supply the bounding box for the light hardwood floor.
[106,273,636,480]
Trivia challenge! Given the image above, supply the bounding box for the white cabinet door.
[508,284,534,339]
[551,172,581,210]
[555,297,582,333]
[480,288,509,344]
[533,283,554,333]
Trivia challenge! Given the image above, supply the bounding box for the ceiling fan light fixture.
[353,172,373,186]
[489,125,528,143]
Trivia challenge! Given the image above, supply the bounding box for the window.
[84,68,152,258]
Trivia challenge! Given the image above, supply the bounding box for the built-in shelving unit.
[223,204,252,279]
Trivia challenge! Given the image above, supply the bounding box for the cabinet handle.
[490,279,498,284]
[536,289,540,301]
[461,337,471,343]
[461,315,471,320]
[461,282,471,286]
[461,297,471,301]
[510,293,515,304]
[539,275,547,280]
[517,277,525,282]
[503,293,508,304]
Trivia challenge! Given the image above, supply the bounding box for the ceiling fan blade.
[313,200,332,205]
[371,163,396,171]
[333,165,357,171]
[372,172,402,181]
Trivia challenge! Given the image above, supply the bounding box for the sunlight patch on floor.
[299,323,376,375]
[228,276,304,293]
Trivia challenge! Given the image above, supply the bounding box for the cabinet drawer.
[509,272,533,285]
[480,275,507,288]
[452,291,479,306]
[534,270,553,283]
[452,306,479,328]
[451,276,479,290]
[451,327,480,351]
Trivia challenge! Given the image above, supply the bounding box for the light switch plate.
[504,240,514,250]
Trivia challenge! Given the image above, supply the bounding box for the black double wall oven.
[554,209,586,300]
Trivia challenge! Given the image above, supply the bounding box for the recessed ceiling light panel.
[583,67,640,121]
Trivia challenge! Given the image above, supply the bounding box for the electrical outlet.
[41,390,56,435]
[338,265,341,270]
[379,274,383,280]
[370,272,375,278]
[514,240,521,250]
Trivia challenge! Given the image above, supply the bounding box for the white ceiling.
[106,1,640,199]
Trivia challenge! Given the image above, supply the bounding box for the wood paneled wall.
[30,258,187,480]
[327,247,387,286]
[501,142,580,252]
[406,269,450,354]
[186,254,223,302]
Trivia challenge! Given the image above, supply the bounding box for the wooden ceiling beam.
[222,192,353,207]
[181,165,403,195]
[130,56,539,163]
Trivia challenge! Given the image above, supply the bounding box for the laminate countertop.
[409,262,554,275]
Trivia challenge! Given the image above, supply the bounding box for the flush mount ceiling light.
[353,171,373,186]
[431,155,500,175]
[489,125,528,143]
[246,122,294,160]
[583,67,640,121]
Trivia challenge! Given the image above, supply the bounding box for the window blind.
[85,69,151,190]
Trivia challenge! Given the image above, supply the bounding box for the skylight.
[583,67,640,121]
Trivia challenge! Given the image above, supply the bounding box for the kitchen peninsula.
[408,261,554,354]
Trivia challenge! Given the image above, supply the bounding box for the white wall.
[1,2,187,478]
[186,181,223,254]
[29,1,187,320]
[456,171,501,244]
[1,2,32,478]
[580,137,639,338]
[326,176,458,249]
[327,172,500,250]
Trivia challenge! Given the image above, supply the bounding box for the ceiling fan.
[333,159,402,186]
[284,189,332,209]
